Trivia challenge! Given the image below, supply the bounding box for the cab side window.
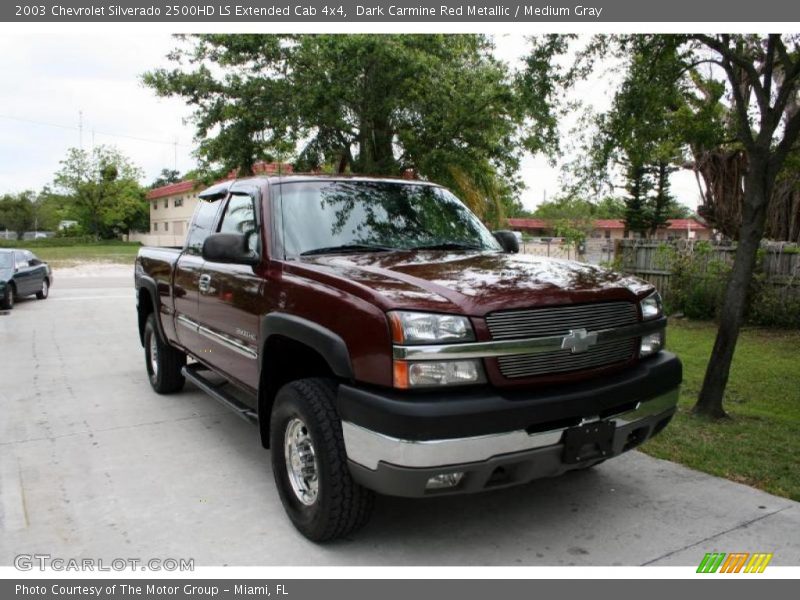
[219,194,258,253]
[185,199,222,255]
[14,252,29,269]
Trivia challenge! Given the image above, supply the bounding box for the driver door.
[12,251,38,296]
[196,189,263,393]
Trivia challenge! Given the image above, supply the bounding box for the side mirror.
[202,232,259,265]
[493,230,519,254]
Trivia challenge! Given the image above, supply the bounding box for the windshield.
[0,253,12,268]
[278,180,501,257]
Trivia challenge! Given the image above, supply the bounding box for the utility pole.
[174,137,178,171]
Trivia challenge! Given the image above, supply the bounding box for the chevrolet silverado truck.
[135,175,681,541]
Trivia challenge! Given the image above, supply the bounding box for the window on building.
[174,197,183,208]
[153,222,158,232]
[163,199,168,209]
[604,230,611,239]
[164,222,169,231]
[153,200,157,210]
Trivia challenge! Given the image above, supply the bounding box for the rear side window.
[185,199,222,254]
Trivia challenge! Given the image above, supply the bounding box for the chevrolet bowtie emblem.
[561,328,598,354]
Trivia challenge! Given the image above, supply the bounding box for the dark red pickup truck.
[135,175,681,541]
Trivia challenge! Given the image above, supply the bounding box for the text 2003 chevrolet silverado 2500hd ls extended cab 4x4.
[135,175,682,541]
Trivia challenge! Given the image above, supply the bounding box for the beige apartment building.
[140,180,201,247]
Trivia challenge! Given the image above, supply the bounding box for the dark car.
[0,249,52,309]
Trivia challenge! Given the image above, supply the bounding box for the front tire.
[36,278,49,300]
[1,284,15,310]
[144,313,186,394]
[270,378,374,542]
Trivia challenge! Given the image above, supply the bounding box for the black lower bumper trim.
[348,408,676,497]
[337,352,681,441]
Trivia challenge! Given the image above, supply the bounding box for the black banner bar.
[3,579,797,600]
[4,0,800,22]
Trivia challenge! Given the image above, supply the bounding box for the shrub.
[657,242,731,320]
[640,241,800,328]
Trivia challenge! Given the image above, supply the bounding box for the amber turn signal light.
[392,359,409,389]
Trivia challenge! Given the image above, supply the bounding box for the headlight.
[393,358,486,389]
[640,291,663,320]
[388,311,475,344]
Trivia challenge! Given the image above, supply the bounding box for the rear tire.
[144,313,186,394]
[36,278,49,300]
[1,284,15,310]
[270,378,374,542]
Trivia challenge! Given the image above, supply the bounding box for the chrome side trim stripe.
[342,387,679,470]
[176,314,258,360]
[392,316,666,361]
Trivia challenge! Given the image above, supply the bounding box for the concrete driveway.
[1,271,798,566]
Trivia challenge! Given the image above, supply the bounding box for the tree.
[34,186,75,231]
[688,35,800,417]
[525,34,800,418]
[143,34,542,226]
[150,168,182,189]
[587,38,688,236]
[0,192,35,239]
[533,195,626,220]
[53,146,148,238]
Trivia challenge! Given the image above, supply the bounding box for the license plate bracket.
[562,420,615,464]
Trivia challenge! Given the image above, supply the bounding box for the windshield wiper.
[412,242,483,251]
[300,244,397,256]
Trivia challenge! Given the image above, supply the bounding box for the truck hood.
[297,251,651,315]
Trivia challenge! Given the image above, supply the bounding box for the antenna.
[173,136,178,171]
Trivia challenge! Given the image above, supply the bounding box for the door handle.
[198,274,211,294]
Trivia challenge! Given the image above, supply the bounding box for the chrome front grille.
[486,302,638,379]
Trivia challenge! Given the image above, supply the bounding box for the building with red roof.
[507,217,712,241]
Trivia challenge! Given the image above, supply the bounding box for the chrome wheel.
[149,333,159,377]
[41,280,48,297]
[284,418,319,506]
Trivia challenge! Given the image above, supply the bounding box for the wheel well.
[137,288,155,346]
[258,335,339,448]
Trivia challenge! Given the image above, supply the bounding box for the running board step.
[182,364,258,425]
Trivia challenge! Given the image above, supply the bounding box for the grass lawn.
[641,319,800,501]
[3,242,141,268]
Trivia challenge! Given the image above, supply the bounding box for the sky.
[0,32,702,212]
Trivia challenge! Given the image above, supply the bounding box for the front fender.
[259,312,354,379]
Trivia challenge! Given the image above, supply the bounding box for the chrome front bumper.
[343,387,679,471]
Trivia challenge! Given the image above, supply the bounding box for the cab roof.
[199,174,441,201]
